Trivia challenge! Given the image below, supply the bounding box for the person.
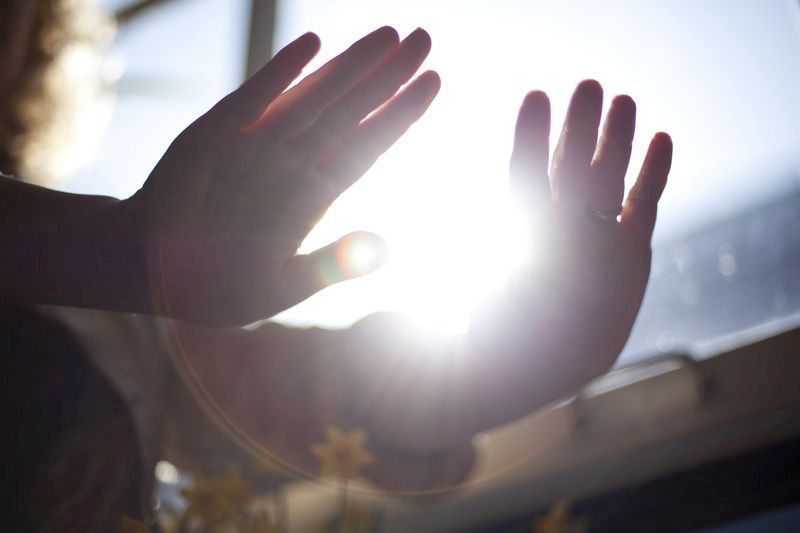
[0,7,672,529]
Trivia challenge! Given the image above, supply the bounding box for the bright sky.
[69,0,800,333]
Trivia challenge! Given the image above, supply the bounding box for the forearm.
[345,310,609,454]
[165,318,474,491]
[0,177,151,312]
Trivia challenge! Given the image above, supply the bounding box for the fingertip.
[522,90,550,109]
[308,32,322,52]
[640,131,673,199]
[657,132,674,177]
[420,69,442,91]
[576,79,603,100]
[375,25,401,45]
[611,94,636,114]
[407,70,441,103]
[301,31,321,47]
[653,131,673,148]
[518,91,551,135]
[649,132,673,169]
[602,95,636,142]
[289,31,321,56]
[405,27,432,48]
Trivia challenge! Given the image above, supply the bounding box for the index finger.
[510,90,552,214]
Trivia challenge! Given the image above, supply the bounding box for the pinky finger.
[322,70,441,190]
[620,132,673,241]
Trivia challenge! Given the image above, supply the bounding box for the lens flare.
[336,231,389,278]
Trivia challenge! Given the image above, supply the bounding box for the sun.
[272,118,535,334]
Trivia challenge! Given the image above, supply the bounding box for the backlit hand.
[127,27,440,326]
[330,82,672,454]
[468,80,672,424]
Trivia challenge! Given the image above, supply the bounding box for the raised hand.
[126,27,440,326]
[469,80,672,420]
[334,82,672,456]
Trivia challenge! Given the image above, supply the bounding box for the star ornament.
[311,426,376,480]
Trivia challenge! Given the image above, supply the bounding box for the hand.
[469,80,673,420]
[126,27,440,326]
[328,82,672,454]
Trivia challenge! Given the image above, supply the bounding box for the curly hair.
[0,0,114,186]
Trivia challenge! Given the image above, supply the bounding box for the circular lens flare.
[336,231,389,278]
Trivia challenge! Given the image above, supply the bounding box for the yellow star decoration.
[181,466,255,527]
[117,515,149,533]
[311,426,375,479]
[534,500,589,533]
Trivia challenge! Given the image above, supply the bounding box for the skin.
[0,27,440,320]
[329,81,673,454]
[1,25,671,485]
[129,27,441,325]
[179,65,672,479]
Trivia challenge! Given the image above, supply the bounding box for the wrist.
[99,196,152,313]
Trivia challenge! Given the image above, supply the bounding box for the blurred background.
[48,0,800,530]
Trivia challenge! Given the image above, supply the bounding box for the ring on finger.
[586,204,622,222]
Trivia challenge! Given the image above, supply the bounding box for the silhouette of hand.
[126,27,439,326]
[469,80,673,417]
[309,82,672,454]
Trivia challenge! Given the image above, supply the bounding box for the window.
[270,0,800,364]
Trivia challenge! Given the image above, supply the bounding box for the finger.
[280,231,389,307]
[322,70,441,190]
[621,132,673,241]
[510,90,551,214]
[589,95,636,213]
[256,26,400,136]
[211,32,321,129]
[550,79,603,206]
[299,28,432,159]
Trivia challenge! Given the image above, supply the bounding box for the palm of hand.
[127,28,439,326]
[471,81,672,394]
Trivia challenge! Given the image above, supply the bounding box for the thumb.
[280,231,389,308]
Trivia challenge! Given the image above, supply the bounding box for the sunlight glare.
[271,1,673,334]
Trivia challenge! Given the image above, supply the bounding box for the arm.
[163,316,475,492]
[0,179,149,312]
[1,28,439,325]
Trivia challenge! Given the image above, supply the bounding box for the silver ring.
[587,205,622,222]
